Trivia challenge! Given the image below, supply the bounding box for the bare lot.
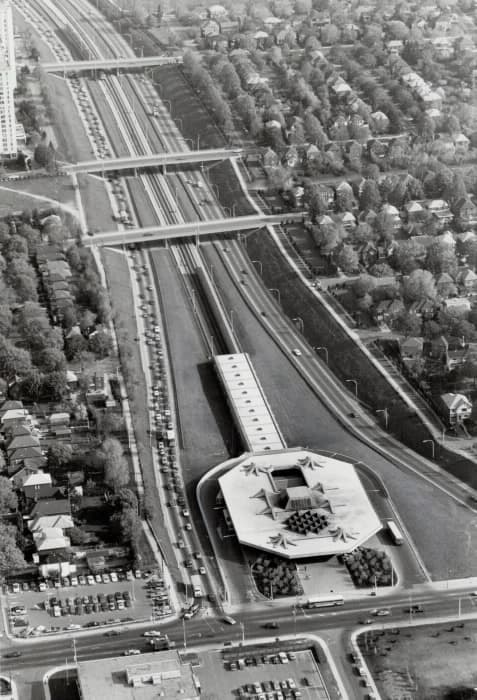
[361,618,477,700]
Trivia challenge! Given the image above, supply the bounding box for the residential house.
[0,400,23,419]
[370,110,390,133]
[427,199,453,227]
[440,393,472,425]
[283,145,299,168]
[425,335,449,362]
[408,298,437,319]
[338,211,356,230]
[457,268,477,295]
[431,36,454,60]
[381,203,401,229]
[368,139,387,161]
[262,147,279,169]
[453,133,470,156]
[435,272,456,298]
[404,200,425,223]
[453,197,477,230]
[387,39,404,55]
[400,337,424,359]
[30,513,74,533]
[209,4,228,20]
[22,472,53,501]
[200,18,221,39]
[32,527,71,554]
[421,91,443,110]
[314,184,335,211]
[29,498,71,519]
[443,296,472,315]
[10,465,41,490]
[373,298,405,325]
[358,241,378,267]
[330,78,352,97]
[8,446,43,475]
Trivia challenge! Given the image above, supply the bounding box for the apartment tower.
[0,0,16,159]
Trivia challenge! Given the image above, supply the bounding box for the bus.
[387,520,404,545]
[304,594,344,609]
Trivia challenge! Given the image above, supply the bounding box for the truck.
[190,574,203,598]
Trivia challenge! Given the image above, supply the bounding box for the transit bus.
[387,519,404,546]
[304,594,344,609]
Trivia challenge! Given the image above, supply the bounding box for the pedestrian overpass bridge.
[62,148,245,174]
[85,213,305,246]
[41,55,182,74]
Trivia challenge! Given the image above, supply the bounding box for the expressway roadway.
[3,589,477,672]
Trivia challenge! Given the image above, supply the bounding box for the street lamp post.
[230,309,234,334]
[182,618,187,650]
[422,439,435,459]
[376,408,389,430]
[314,346,328,364]
[240,621,245,644]
[251,260,262,276]
[269,288,281,305]
[292,316,304,334]
[345,378,358,399]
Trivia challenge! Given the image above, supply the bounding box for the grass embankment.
[245,228,477,489]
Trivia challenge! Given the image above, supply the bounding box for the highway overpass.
[41,55,182,74]
[63,148,245,174]
[85,213,305,246]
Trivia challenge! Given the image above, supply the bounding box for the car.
[134,570,142,579]
[10,606,27,616]
[184,523,192,531]
[263,621,279,629]
[123,591,131,600]
[182,509,189,518]
[110,573,118,583]
[470,591,477,597]
[126,570,134,581]
[11,583,20,594]
[66,623,81,631]
[78,575,86,586]
[104,630,121,636]
[360,619,373,625]
[124,598,132,608]
[198,567,206,575]
[222,615,237,625]
[70,577,78,587]
[375,608,391,616]
[3,650,22,658]
[39,582,47,592]
[263,681,272,692]
[95,574,102,584]
[61,578,70,588]
[143,630,162,637]
[123,649,141,656]
[404,605,424,614]
[102,573,110,583]
[107,593,115,603]
[291,348,302,356]
[86,575,95,585]
[287,679,296,689]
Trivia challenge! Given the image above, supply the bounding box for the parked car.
[123,649,141,656]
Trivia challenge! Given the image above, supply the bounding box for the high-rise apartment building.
[0,0,16,159]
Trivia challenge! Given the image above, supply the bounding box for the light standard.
[292,316,304,334]
[240,621,245,644]
[376,408,389,430]
[182,618,187,650]
[251,260,262,276]
[269,288,281,304]
[314,346,328,364]
[230,309,234,334]
[345,378,358,399]
[422,439,435,459]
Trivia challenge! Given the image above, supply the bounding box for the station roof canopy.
[218,449,381,559]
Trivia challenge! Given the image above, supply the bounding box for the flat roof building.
[77,650,200,700]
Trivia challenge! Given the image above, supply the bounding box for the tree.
[0,525,27,574]
[38,347,67,373]
[101,437,129,491]
[393,240,425,274]
[392,310,422,337]
[353,275,376,298]
[313,223,345,256]
[0,477,17,513]
[303,112,328,148]
[66,526,90,546]
[19,369,43,401]
[0,337,32,380]
[402,269,437,302]
[359,180,381,212]
[0,304,12,335]
[65,333,88,361]
[426,239,457,276]
[119,507,141,548]
[336,244,359,274]
[79,309,96,333]
[48,442,73,470]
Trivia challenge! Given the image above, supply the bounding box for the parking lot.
[197,647,333,700]
[3,571,172,637]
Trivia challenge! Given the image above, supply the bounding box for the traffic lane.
[3,591,476,671]
[207,241,477,580]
